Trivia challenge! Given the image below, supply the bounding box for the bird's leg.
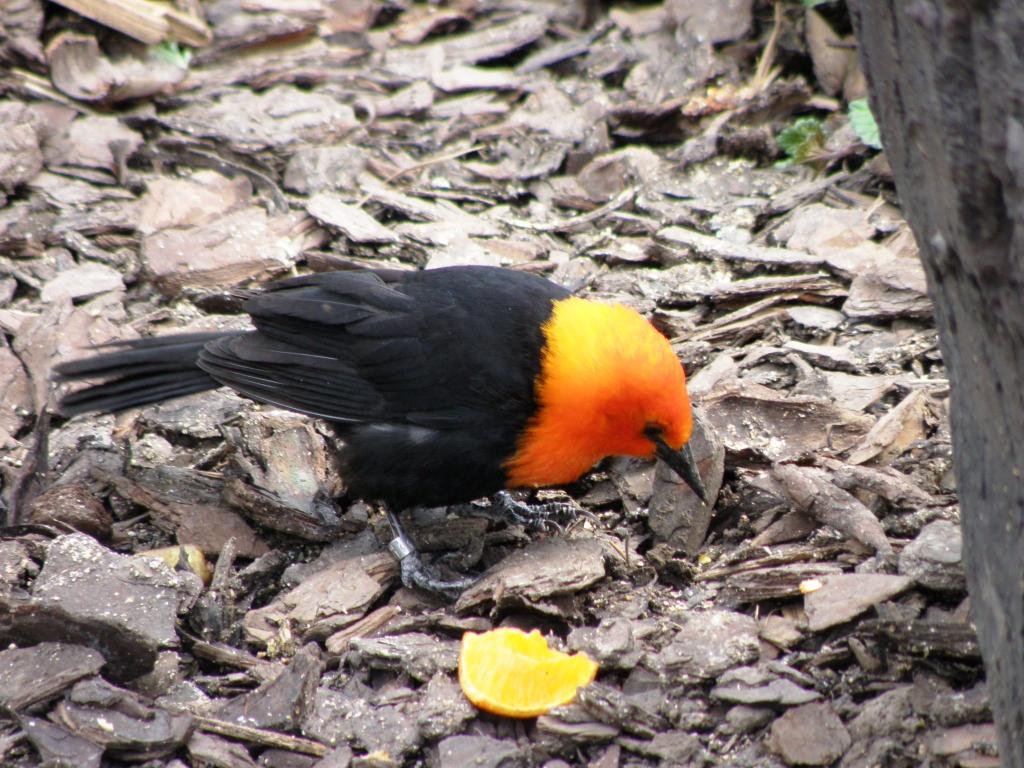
[486,491,581,532]
[385,509,477,598]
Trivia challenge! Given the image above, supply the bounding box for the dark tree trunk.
[850,2,1024,764]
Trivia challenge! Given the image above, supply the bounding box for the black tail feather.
[54,332,244,416]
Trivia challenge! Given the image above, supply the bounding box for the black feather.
[54,332,238,415]
[55,267,570,508]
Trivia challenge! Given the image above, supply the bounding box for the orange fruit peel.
[458,628,599,718]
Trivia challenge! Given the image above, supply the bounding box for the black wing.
[196,266,569,430]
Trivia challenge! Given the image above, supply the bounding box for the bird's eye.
[643,423,663,441]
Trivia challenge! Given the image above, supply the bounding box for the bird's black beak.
[653,435,708,503]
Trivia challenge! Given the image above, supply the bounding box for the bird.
[55,265,707,594]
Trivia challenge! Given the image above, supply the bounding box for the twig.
[195,716,328,757]
[355,144,484,209]
[506,187,636,235]
[6,69,97,114]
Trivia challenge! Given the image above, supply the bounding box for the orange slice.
[138,544,213,584]
[458,628,598,718]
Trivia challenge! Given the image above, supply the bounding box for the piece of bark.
[567,618,646,672]
[417,673,476,742]
[783,339,861,372]
[860,618,980,660]
[804,573,913,631]
[0,642,104,711]
[225,410,343,516]
[283,146,369,195]
[712,668,820,707]
[719,562,844,604]
[386,5,474,44]
[695,542,846,582]
[302,690,421,759]
[48,0,211,46]
[305,193,399,244]
[217,644,324,731]
[28,482,113,538]
[0,344,31,441]
[431,64,523,92]
[749,511,819,548]
[99,468,269,558]
[843,258,933,319]
[575,682,669,739]
[650,610,759,679]
[46,31,188,103]
[243,552,397,646]
[40,262,123,303]
[759,615,805,650]
[455,537,606,615]
[137,170,252,234]
[142,206,314,296]
[161,86,356,153]
[195,715,327,757]
[360,176,500,237]
[43,114,143,183]
[768,702,852,766]
[647,412,725,554]
[324,605,400,655]
[0,533,185,680]
[54,678,193,760]
[18,716,103,768]
[665,0,753,44]
[367,80,434,117]
[436,735,522,768]
[700,379,873,462]
[0,102,43,192]
[348,632,459,683]
[188,731,259,768]
[657,225,823,267]
[818,458,939,509]
[222,478,345,543]
[771,463,892,555]
[846,390,930,465]
[898,520,965,592]
[927,723,999,758]
[381,14,546,72]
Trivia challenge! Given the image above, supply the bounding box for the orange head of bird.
[506,297,708,502]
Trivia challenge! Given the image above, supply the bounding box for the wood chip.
[861,618,980,659]
[455,538,606,614]
[657,226,823,267]
[771,463,892,555]
[803,573,912,631]
[49,0,211,47]
[700,379,873,462]
[768,701,851,766]
[846,389,930,465]
[306,193,399,243]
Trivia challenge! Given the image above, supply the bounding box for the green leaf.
[151,41,192,69]
[801,0,832,7]
[848,98,882,149]
[777,116,826,165]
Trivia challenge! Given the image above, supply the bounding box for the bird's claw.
[395,548,476,599]
[491,491,578,533]
[387,511,476,600]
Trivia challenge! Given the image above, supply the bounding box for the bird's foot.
[386,511,476,599]
[488,491,580,532]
